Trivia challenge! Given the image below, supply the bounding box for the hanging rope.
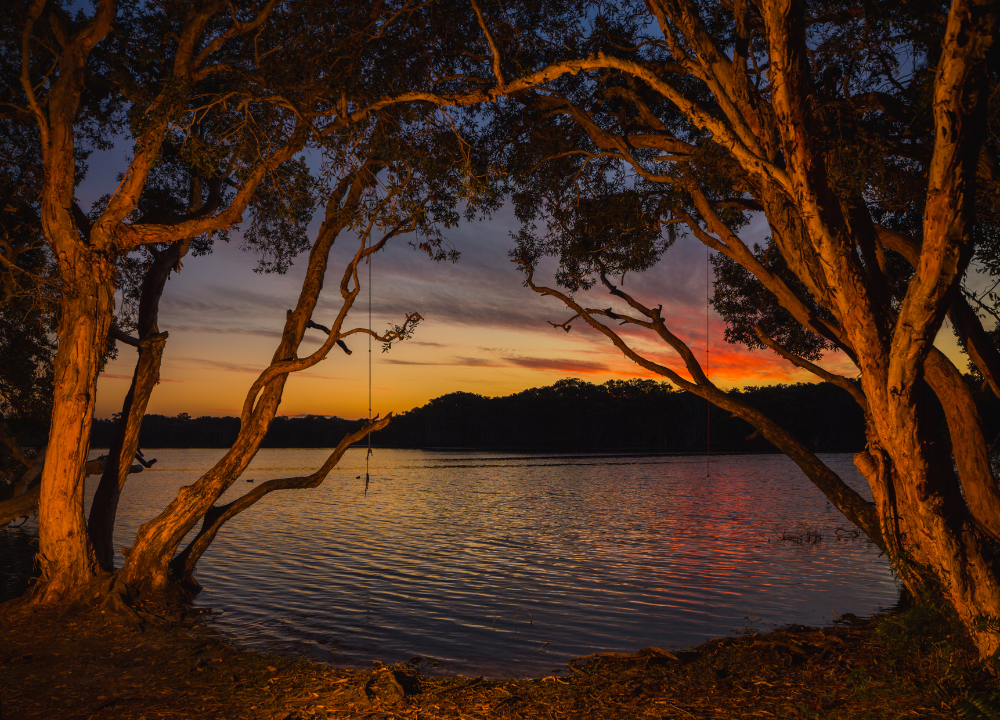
[706,246,711,480]
[366,233,373,497]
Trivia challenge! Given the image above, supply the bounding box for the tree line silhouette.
[87,378,893,453]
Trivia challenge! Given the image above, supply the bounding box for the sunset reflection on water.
[43,450,899,676]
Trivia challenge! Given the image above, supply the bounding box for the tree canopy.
[1,0,502,605]
[4,0,1000,664]
[439,0,1000,658]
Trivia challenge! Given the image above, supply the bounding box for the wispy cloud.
[507,357,609,373]
[175,357,263,374]
[100,373,183,383]
[173,356,341,381]
[382,353,609,374]
[166,324,283,340]
[451,356,506,367]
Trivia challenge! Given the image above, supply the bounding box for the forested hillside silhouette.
[87,378,907,453]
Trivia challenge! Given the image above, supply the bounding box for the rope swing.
[706,246,711,480]
[366,233,373,497]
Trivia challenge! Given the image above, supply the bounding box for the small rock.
[365,668,411,705]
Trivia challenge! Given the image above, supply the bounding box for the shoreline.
[0,603,977,719]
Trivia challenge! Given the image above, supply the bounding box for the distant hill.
[90,378,878,453]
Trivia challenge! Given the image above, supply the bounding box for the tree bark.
[89,239,187,570]
[87,332,167,570]
[32,252,115,603]
[117,172,380,597]
[486,0,1000,656]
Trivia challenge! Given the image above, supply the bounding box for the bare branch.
[172,413,393,576]
[470,0,505,88]
[109,326,140,347]
[754,325,867,412]
[192,0,280,71]
[516,258,883,549]
[305,318,352,355]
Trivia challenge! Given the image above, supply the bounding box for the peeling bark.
[18,0,306,604]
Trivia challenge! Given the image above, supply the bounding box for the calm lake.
[2,449,897,676]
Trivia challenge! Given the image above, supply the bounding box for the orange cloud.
[100,373,184,383]
[506,357,609,374]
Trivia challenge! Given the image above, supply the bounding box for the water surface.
[3,449,897,676]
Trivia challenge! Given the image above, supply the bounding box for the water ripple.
[3,449,899,677]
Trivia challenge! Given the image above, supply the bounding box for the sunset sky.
[91,170,967,421]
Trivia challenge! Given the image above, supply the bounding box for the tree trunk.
[31,252,116,604]
[89,239,186,570]
[88,333,167,570]
[117,174,372,598]
[170,414,392,581]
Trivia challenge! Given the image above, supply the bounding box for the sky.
[92,197,934,420]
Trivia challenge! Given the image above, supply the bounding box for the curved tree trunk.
[519,265,886,551]
[115,171,385,598]
[170,414,392,582]
[478,0,1000,660]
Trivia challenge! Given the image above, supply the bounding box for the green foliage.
[1,0,506,460]
[0,77,57,483]
[872,600,1000,717]
[711,241,836,361]
[483,0,1000,369]
[874,599,967,665]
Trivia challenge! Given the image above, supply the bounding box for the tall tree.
[9,0,351,605]
[6,0,496,607]
[13,0,310,604]
[454,0,1000,657]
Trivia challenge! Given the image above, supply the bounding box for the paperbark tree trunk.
[31,251,116,603]
[87,333,166,570]
[15,0,117,606]
[169,414,392,584]
[18,0,305,606]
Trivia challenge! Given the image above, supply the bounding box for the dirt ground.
[2,603,996,720]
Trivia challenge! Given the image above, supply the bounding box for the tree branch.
[888,0,999,408]
[171,413,392,576]
[517,258,884,549]
[470,0,505,88]
[877,225,1000,400]
[754,325,867,412]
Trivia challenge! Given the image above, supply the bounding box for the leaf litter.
[0,606,993,719]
